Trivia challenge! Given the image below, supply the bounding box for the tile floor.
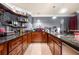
[24,43,52,55]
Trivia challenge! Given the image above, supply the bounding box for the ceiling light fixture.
[59,8,68,13]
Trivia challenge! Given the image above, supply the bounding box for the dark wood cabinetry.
[8,37,23,55]
[47,34,62,55]
[0,31,63,55]
[22,34,28,53]
[42,32,47,43]
[8,37,22,52]
[31,32,42,43]
[27,33,31,44]
[0,43,7,55]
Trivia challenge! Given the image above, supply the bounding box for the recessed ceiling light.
[59,8,68,13]
[52,16,57,19]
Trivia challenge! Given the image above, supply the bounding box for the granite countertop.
[0,33,27,44]
[0,34,19,44]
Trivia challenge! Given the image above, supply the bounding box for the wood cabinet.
[47,34,54,54]
[47,34,62,55]
[9,44,22,55]
[8,37,23,55]
[42,32,47,43]
[23,34,28,53]
[0,32,62,55]
[27,33,31,44]
[31,32,42,43]
[0,43,7,55]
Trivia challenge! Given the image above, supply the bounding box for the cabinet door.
[8,37,22,52]
[42,32,47,43]
[47,34,62,55]
[27,33,31,44]
[23,35,28,53]
[54,43,62,55]
[31,32,42,43]
[9,44,22,55]
[0,43,7,55]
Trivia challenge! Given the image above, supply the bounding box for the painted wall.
[32,17,70,33]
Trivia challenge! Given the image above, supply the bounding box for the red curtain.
[69,16,77,30]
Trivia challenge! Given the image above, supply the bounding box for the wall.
[32,17,70,34]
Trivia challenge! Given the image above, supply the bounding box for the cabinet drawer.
[23,40,27,50]
[17,50,23,55]
[9,47,17,55]
[0,43,7,55]
[23,35,27,41]
[9,44,22,55]
[27,33,31,44]
[42,32,47,42]
[17,44,22,54]
[9,37,22,52]
[54,43,61,55]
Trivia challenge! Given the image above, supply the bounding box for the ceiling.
[11,3,79,16]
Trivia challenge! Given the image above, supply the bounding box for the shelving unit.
[0,3,29,37]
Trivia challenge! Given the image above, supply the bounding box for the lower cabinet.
[47,34,62,55]
[54,43,62,55]
[0,33,30,55]
[42,32,47,43]
[9,44,22,55]
[8,37,23,55]
[0,43,7,55]
[27,33,31,44]
[8,34,29,55]
[0,32,63,55]
[23,35,28,53]
[31,32,42,43]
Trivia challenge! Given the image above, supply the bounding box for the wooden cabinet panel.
[23,35,27,41]
[0,43,7,55]
[8,37,22,52]
[54,43,61,55]
[17,50,23,55]
[16,44,22,54]
[47,34,62,55]
[23,35,28,53]
[9,47,17,55]
[27,33,31,44]
[31,32,42,43]
[42,32,47,43]
[9,44,22,55]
